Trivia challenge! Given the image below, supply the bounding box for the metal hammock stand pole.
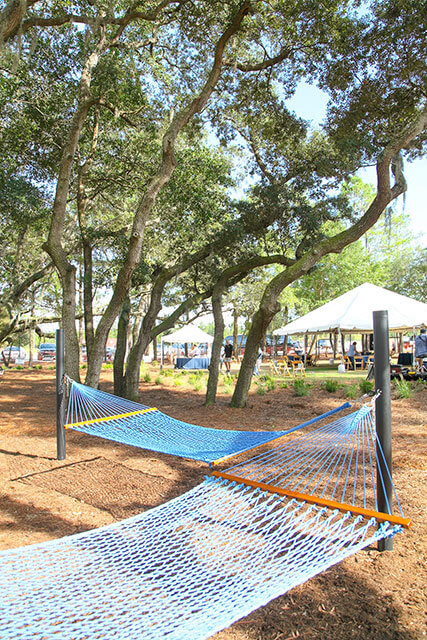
[373,310,393,552]
[56,328,66,461]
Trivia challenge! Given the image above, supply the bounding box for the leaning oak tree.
[228,0,427,406]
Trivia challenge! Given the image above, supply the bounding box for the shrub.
[345,384,359,400]
[359,380,374,394]
[279,380,288,389]
[143,372,151,383]
[265,377,276,392]
[293,379,311,397]
[223,382,234,394]
[173,378,183,387]
[393,379,412,399]
[322,379,340,393]
[154,375,162,385]
[256,385,266,395]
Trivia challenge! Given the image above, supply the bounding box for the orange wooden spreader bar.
[65,407,157,429]
[211,471,412,529]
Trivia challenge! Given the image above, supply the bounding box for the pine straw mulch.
[0,367,425,640]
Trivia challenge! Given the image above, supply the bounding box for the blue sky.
[287,82,426,244]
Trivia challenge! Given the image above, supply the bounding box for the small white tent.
[162,325,214,344]
[160,324,214,367]
[273,283,427,336]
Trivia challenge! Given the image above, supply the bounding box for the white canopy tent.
[273,284,427,336]
[162,325,214,344]
[160,324,214,367]
[273,283,427,363]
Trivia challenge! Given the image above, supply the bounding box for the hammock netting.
[0,477,400,640]
[0,382,409,639]
[216,406,402,513]
[65,380,348,464]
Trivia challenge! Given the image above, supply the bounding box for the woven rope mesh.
[0,477,400,640]
[223,405,404,517]
[65,381,345,463]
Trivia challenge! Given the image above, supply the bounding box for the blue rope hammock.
[65,380,350,464]
[0,384,410,639]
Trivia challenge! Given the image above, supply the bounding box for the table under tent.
[161,324,214,369]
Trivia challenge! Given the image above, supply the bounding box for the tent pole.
[373,310,393,552]
[339,329,345,364]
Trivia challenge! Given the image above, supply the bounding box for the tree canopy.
[0,0,425,406]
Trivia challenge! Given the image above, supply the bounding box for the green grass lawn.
[260,362,368,383]
[304,365,368,381]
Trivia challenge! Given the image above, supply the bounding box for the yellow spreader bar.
[65,407,157,429]
[211,471,412,529]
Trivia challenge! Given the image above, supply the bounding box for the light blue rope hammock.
[0,478,401,640]
[65,379,350,464]
[0,391,410,639]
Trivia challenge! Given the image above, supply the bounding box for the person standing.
[253,347,263,376]
[347,341,359,370]
[223,339,233,374]
[415,328,427,371]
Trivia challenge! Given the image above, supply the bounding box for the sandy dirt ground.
[0,366,425,640]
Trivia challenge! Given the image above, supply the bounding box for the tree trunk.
[82,241,95,359]
[44,33,107,382]
[205,286,225,406]
[113,297,130,397]
[61,265,80,381]
[85,4,252,389]
[231,301,278,407]
[233,307,238,359]
[230,131,423,408]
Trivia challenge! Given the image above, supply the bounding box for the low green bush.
[322,379,340,393]
[393,379,412,399]
[265,377,276,391]
[143,372,151,383]
[359,380,374,394]
[293,379,311,397]
[345,384,359,400]
[256,385,266,395]
[154,375,162,385]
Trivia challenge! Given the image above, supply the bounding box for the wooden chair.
[270,360,282,376]
[305,354,317,367]
[353,356,365,370]
[344,355,353,370]
[276,358,293,378]
[291,357,306,378]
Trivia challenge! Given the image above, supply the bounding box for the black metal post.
[373,310,393,551]
[56,328,66,460]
